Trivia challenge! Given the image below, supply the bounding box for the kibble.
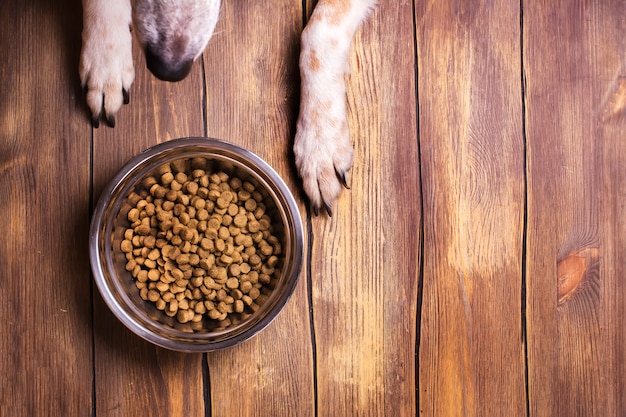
[121,158,282,331]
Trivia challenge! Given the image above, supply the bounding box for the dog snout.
[145,45,194,82]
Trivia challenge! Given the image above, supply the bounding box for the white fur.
[80,0,375,213]
[79,0,134,126]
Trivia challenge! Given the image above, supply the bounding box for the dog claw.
[105,114,116,128]
[323,201,333,217]
[123,88,130,105]
[336,169,350,189]
[91,113,101,128]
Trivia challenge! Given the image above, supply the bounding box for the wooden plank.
[201,1,316,416]
[598,84,626,416]
[415,1,527,415]
[524,1,626,415]
[0,0,93,416]
[309,2,419,416]
[91,28,206,416]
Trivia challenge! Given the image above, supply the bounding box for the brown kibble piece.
[147,269,160,281]
[177,309,195,324]
[244,198,257,212]
[121,240,133,253]
[233,213,247,228]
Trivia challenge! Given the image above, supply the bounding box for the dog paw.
[79,1,134,127]
[294,103,353,216]
[294,0,377,215]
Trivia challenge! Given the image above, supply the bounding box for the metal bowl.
[89,137,304,352]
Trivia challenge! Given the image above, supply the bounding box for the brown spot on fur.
[326,0,351,23]
[309,50,321,71]
[311,0,351,26]
[308,108,321,134]
[340,120,349,135]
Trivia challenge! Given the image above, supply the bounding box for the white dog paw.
[294,102,353,216]
[295,0,376,215]
[79,1,134,127]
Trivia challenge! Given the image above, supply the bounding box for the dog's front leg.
[79,0,134,127]
[294,0,376,216]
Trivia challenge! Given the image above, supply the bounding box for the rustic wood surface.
[1,0,625,416]
[416,1,527,415]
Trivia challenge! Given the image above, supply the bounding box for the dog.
[79,0,376,215]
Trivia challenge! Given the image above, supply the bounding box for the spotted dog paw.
[294,10,353,215]
[294,0,376,216]
[294,88,353,217]
[79,0,134,127]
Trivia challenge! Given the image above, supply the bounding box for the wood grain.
[310,2,419,416]
[90,26,206,417]
[0,0,93,415]
[201,1,315,416]
[416,1,527,415]
[3,0,626,416]
[524,1,626,415]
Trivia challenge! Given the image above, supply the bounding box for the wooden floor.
[2,0,626,416]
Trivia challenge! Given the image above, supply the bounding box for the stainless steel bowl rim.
[89,137,304,352]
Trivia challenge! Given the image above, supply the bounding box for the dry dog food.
[120,157,282,330]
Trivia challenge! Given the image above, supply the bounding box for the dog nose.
[145,46,194,82]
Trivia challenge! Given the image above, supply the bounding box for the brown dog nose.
[145,45,194,82]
